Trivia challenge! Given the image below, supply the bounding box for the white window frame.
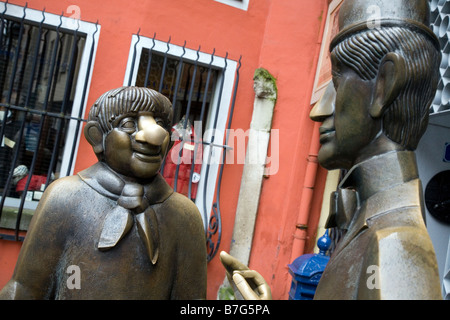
[124,35,238,226]
[1,3,100,210]
[214,0,249,11]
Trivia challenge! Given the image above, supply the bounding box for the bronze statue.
[221,0,443,300]
[0,86,207,299]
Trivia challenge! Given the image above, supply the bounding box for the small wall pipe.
[290,121,321,261]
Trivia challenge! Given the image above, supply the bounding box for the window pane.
[0,17,86,201]
[135,49,219,132]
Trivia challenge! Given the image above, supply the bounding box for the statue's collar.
[78,162,173,207]
[77,162,173,265]
[339,151,419,203]
[326,151,422,252]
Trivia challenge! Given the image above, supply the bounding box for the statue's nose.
[135,116,168,146]
[310,82,336,122]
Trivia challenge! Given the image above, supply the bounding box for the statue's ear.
[84,121,104,155]
[370,52,407,119]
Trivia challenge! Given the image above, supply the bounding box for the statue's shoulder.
[166,191,201,217]
[366,224,441,299]
[26,175,86,238]
[355,207,441,299]
[360,204,434,270]
[161,192,204,237]
[374,225,435,261]
[36,174,94,216]
[43,174,86,199]
[49,174,83,187]
[370,204,429,240]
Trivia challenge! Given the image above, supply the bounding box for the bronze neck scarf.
[78,162,173,265]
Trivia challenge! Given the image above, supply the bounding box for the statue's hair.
[332,26,441,150]
[88,86,173,133]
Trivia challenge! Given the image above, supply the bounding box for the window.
[135,47,219,137]
[0,3,99,240]
[125,33,241,260]
[214,0,249,11]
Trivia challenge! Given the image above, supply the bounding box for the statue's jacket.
[0,162,206,299]
[314,151,442,300]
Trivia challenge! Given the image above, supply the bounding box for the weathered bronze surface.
[311,0,441,299]
[0,87,207,299]
[221,0,442,300]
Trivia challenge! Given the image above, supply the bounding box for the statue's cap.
[330,0,439,50]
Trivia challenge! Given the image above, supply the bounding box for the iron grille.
[0,4,97,241]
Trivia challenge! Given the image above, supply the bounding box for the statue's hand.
[220,251,272,300]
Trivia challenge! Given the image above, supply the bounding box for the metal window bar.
[64,21,99,177]
[188,49,215,200]
[130,32,242,261]
[0,7,96,241]
[206,54,242,261]
[173,46,200,193]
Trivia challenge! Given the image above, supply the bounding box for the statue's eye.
[155,117,165,128]
[119,118,137,133]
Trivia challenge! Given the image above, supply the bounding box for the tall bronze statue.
[221,0,443,299]
[0,86,207,299]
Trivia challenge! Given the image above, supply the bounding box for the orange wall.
[0,230,23,287]
[0,0,329,300]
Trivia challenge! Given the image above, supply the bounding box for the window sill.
[0,206,34,231]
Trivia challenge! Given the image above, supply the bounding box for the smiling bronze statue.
[221,0,442,300]
[0,86,206,299]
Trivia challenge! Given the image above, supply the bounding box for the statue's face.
[104,112,170,180]
[310,53,381,170]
